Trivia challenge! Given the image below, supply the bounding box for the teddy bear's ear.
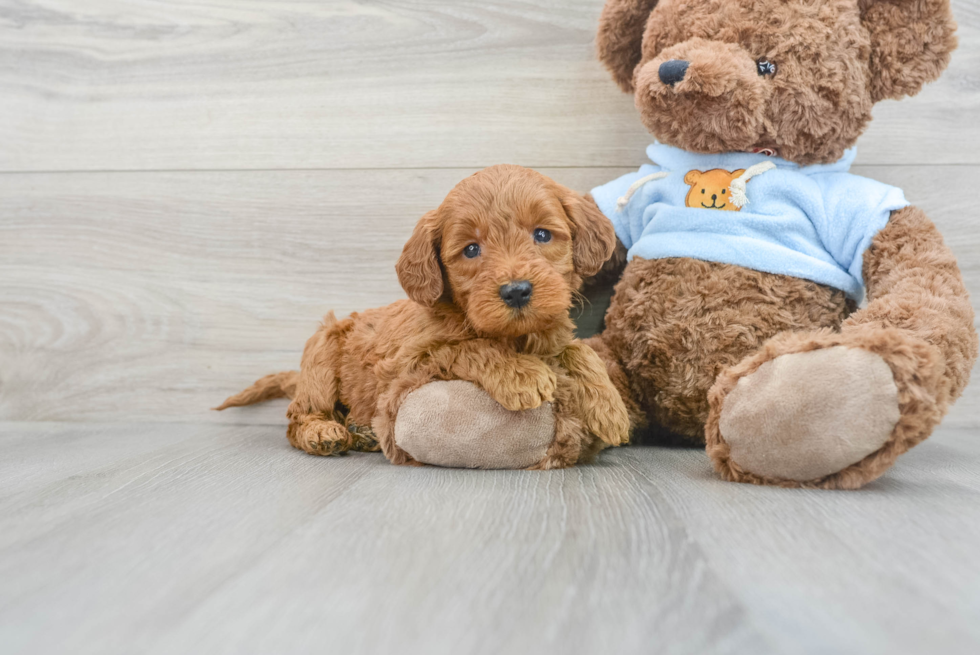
[861,0,957,102]
[396,210,444,307]
[684,170,702,185]
[596,0,661,93]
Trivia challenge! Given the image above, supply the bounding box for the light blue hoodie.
[591,143,909,301]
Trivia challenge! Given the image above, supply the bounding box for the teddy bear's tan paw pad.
[395,380,554,469]
[719,346,900,482]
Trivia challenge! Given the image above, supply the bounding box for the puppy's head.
[396,165,616,337]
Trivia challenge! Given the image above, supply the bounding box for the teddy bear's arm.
[369,339,558,466]
[849,205,977,409]
[706,206,977,489]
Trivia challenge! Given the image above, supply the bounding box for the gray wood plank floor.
[2,0,980,653]
[2,421,979,655]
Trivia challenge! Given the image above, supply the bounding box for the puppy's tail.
[213,370,299,411]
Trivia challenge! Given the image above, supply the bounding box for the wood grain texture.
[1,166,978,426]
[0,0,978,172]
[1,421,978,655]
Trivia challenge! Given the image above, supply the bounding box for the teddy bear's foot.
[393,381,554,469]
[709,344,902,488]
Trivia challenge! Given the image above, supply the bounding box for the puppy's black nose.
[658,59,689,86]
[499,280,533,309]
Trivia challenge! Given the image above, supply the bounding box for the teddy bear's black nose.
[499,280,533,309]
[659,60,690,86]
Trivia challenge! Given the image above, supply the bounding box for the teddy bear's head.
[596,0,957,165]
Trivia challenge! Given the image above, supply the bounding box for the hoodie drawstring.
[728,161,776,208]
[616,171,670,211]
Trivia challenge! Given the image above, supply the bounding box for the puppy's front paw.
[287,417,352,456]
[594,395,631,446]
[486,356,557,412]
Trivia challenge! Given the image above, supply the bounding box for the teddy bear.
[392,0,977,489]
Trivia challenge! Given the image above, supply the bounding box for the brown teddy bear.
[393,0,977,489]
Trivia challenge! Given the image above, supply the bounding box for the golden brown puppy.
[217,165,630,469]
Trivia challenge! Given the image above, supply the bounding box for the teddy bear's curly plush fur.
[597,0,958,164]
[395,0,976,489]
[580,0,977,489]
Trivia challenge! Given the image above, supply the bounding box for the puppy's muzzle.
[499,280,533,309]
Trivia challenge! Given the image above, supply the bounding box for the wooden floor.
[2,422,980,654]
[2,1,980,653]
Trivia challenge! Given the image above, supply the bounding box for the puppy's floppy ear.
[555,185,617,278]
[860,0,957,102]
[396,210,444,307]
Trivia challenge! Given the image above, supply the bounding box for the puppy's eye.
[757,59,777,77]
[533,228,552,243]
[463,243,480,259]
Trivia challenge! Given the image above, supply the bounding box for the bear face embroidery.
[684,169,746,211]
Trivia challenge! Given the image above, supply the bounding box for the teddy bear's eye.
[722,189,727,194]
[701,189,705,194]
[757,59,777,77]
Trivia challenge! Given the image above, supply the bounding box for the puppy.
[217,165,630,468]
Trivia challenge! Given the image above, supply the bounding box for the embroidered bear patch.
[684,169,746,212]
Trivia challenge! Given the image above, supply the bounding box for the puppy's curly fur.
[217,165,630,468]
